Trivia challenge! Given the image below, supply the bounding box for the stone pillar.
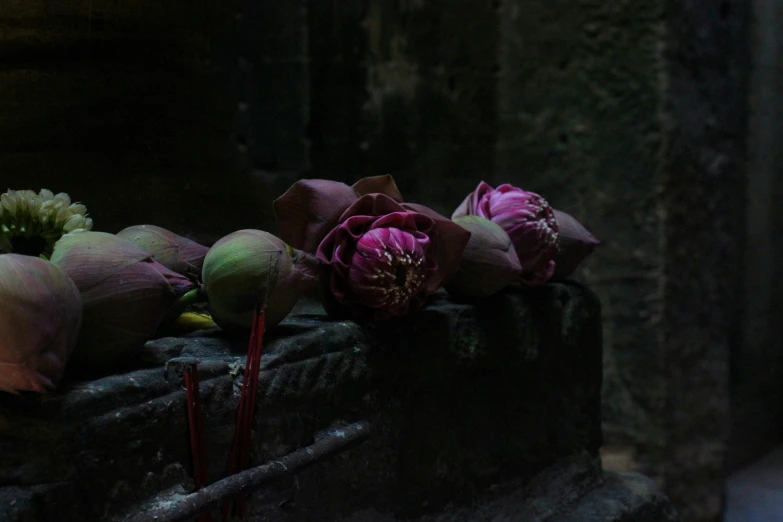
[493,1,750,520]
[730,0,783,472]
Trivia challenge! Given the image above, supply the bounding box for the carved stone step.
[0,284,675,521]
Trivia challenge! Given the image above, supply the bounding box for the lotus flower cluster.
[274,175,470,319]
[0,178,599,393]
[451,181,600,294]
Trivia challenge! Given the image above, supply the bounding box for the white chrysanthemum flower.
[0,188,93,259]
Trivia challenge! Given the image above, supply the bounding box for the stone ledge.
[334,460,679,521]
[0,283,604,521]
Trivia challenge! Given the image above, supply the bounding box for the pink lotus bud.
[116,224,209,280]
[0,254,82,393]
[50,231,196,372]
[446,216,522,299]
[201,230,319,331]
[453,182,559,286]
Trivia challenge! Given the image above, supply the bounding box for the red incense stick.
[222,302,266,520]
[184,364,211,522]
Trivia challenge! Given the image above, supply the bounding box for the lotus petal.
[551,209,601,279]
[351,174,404,202]
[274,179,359,254]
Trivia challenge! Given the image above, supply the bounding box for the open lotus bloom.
[274,175,471,320]
[446,216,522,299]
[201,229,319,331]
[0,254,82,393]
[454,181,560,286]
[50,231,196,372]
[116,224,209,281]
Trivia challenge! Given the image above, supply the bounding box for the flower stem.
[165,287,208,323]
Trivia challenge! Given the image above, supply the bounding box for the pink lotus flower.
[274,175,470,319]
[454,182,559,286]
[0,254,82,393]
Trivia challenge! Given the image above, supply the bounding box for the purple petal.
[452,181,495,219]
[274,179,359,253]
[403,203,471,289]
[351,174,404,202]
[346,228,429,313]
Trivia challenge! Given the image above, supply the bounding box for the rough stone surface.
[658,2,749,520]
[335,462,679,522]
[0,284,613,522]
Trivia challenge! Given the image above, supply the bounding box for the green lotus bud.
[116,224,209,281]
[202,229,319,331]
[0,254,82,393]
[445,216,523,299]
[50,231,196,372]
[0,188,93,259]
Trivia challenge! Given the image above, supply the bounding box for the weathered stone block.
[0,284,619,521]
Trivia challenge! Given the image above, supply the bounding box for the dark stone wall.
[492,0,665,455]
[660,1,750,519]
[305,1,501,215]
[0,1,272,245]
